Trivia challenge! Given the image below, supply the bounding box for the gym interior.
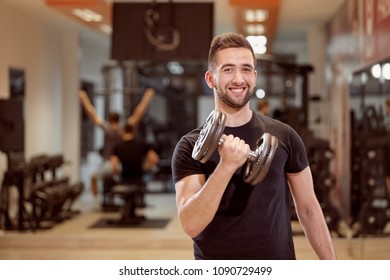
[1,0,390,260]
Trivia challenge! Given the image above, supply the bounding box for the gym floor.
[0,178,390,260]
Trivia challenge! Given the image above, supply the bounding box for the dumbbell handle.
[218,139,257,161]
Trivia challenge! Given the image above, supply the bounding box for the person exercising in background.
[111,123,160,206]
[171,32,336,260]
[79,88,155,202]
[257,99,270,116]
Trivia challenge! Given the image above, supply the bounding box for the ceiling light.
[72,8,103,22]
[245,24,265,35]
[246,35,267,54]
[371,64,381,79]
[256,88,266,99]
[254,9,268,22]
[244,9,268,22]
[100,24,112,35]
[167,61,184,74]
[247,35,267,45]
[382,63,390,80]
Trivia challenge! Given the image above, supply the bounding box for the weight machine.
[1,99,83,231]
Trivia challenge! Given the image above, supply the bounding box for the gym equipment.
[0,153,83,231]
[192,110,279,186]
[110,184,144,225]
[321,201,342,236]
[0,99,24,153]
[291,129,343,235]
[92,87,147,96]
[349,106,390,236]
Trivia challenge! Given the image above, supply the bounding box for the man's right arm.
[175,134,249,238]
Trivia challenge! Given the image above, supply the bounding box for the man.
[79,88,155,201]
[111,123,160,206]
[171,32,336,260]
[111,123,160,184]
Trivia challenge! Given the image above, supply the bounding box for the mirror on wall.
[350,60,390,129]
[348,59,390,233]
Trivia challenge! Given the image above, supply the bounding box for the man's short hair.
[208,32,256,71]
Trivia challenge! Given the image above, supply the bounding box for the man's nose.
[232,70,244,84]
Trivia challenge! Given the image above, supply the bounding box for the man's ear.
[204,70,215,89]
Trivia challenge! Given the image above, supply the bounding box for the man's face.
[206,48,257,109]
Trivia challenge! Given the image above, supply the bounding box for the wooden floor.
[1,181,390,260]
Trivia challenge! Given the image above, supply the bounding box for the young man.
[79,88,155,201]
[111,123,160,185]
[171,32,336,260]
[111,123,160,209]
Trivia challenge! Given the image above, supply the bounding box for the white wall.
[0,2,109,184]
[306,24,329,139]
[78,32,110,152]
[79,32,110,89]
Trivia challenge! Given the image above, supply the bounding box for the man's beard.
[215,84,254,109]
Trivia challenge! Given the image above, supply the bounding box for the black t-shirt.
[171,111,309,260]
[112,139,150,183]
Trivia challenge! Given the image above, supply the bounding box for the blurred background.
[0,0,390,260]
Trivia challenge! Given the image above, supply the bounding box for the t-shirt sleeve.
[285,127,309,173]
[171,134,204,184]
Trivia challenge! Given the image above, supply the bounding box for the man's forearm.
[178,163,235,238]
[298,206,336,260]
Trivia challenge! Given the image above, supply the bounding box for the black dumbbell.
[192,110,279,185]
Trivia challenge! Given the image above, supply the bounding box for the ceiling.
[2,0,345,54]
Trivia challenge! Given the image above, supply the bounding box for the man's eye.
[223,68,232,73]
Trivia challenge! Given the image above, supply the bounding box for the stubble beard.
[215,84,254,109]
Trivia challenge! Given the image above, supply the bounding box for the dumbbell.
[192,110,279,185]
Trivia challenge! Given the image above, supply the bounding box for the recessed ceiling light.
[244,9,268,22]
[100,24,112,34]
[245,24,265,35]
[383,63,390,80]
[246,35,267,54]
[72,9,103,22]
[371,64,381,79]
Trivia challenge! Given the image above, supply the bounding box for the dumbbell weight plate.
[243,133,278,185]
[192,109,279,186]
[202,111,225,163]
[192,110,225,163]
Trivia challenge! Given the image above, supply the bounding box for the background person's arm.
[127,88,155,128]
[79,90,103,126]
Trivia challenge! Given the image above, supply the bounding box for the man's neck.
[122,133,134,141]
[216,105,252,127]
